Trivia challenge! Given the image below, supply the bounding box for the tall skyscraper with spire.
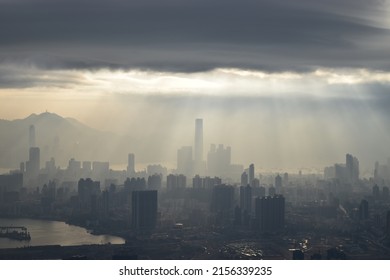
[194,118,203,175]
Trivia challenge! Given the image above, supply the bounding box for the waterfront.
[0,218,125,249]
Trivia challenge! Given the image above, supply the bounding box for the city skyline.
[0,112,387,177]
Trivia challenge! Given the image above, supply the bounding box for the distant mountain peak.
[0,111,115,169]
[27,111,62,120]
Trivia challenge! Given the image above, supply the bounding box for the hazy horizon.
[0,111,384,177]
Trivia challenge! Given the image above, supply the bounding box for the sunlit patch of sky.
[2,64,390,99]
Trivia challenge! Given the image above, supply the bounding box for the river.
[0,218,125,249]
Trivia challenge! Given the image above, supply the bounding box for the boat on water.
[0,226,31,241]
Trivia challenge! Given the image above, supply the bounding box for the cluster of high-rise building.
[324,153,360,184]
[177,119,244,181]
[235,169,285,232]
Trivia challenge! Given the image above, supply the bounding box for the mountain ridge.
[0,112,131,169]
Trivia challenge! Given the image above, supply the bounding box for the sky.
[1,0,390,172]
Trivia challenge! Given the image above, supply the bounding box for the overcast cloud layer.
[1,0,390,171]
[1,0,390,72]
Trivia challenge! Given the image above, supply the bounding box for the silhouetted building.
[124,177,146,191]
[193,175,222,189]
[77,178,101,213]
[254,195,285,233]
[132,190,157,230]
[167,174,186,189]
[148,174,162,189]
[240,185,252,225]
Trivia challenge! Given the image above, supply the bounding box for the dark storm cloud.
[0,63,84,88]
[0,0,389,72]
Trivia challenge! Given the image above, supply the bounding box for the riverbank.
[0,218,126,249]
[0,214,130,241]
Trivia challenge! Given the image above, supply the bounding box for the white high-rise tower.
[194,118,203,174]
